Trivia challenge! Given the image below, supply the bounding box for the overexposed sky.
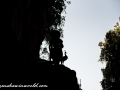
[63,0,120,90]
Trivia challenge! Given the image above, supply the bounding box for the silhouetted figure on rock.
[60,50,68,65]
[49,30,68,65]
[1,2,80,89]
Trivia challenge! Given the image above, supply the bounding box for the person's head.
[51,30,61,39]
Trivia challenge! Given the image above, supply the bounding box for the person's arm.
[60,39,64,48]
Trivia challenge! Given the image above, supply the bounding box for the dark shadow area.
[0,0,80,90]
[104,82,120,90]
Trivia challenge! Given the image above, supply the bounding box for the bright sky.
[62,0,120,90]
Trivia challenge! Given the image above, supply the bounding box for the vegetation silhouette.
[98,18,120,90]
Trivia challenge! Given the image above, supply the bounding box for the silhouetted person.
[49,30,64,65]
[60,50,68,65]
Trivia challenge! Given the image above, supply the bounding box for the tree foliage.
[44,0,71,43]
[98,18,120,89]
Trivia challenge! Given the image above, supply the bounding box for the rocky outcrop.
[1,60,80,90]
[1,1,80,90]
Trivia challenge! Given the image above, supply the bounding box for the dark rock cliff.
[1,60,80,90]
[0,1,80,90]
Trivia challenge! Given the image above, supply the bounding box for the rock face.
[1,60,80,90]
[1,0,46,63]
[1,1,80,90]
[105,82,120,90]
